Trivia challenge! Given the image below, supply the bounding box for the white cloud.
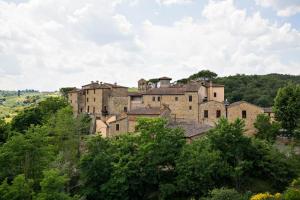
[0,0,299,90]
[156,0,193,6]
[255,0,300,17]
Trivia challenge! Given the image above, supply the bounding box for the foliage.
[0,119,9,144]
[35,169,72,200]
[274,83,300,137]
[250,192,282,200]
[59,88,76,99]
[254,114,280,143]
[0,174,34,200]
[177,70,218,84]
[10,97,68,133]
[203,188,247,200]
[0,126,54,185]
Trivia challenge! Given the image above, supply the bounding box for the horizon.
[0,0,300,91]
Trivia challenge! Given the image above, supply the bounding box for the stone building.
[68,77,274,138]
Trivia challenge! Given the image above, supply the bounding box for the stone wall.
[108,96,128,115]
[199,101,226,126]
[227,102,264,135]
[68,92,79,114]
[108,117,128,137]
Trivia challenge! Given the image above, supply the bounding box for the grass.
[0,92,59,122]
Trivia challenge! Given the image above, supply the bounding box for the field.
[0,91,59,122]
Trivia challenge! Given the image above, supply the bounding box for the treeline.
[0,83,299,199]
[0,89,39,97]
[177,70,300,107]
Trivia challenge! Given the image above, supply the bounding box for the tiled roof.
[168,121,212,138]
[127,107,162,115]
[263,107,273,113]
[143,87,186,95]
[228,101,264,110]
[128,92,142,96]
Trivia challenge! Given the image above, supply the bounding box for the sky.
[0,0,300,91]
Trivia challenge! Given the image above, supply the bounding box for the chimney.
[114,82,117,86]
[96,80,99,84]
[159,77,172,88]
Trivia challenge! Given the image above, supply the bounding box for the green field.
[0,92,59,122]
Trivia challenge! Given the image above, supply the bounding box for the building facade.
[68,77,273,138]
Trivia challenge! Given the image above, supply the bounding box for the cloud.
[0,0,299,90]
[156,0,193,6]
[255,0,300,17]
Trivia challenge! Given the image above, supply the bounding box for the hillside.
[178,72,300,107]
[0,90,59,122]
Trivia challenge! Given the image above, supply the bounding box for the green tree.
[203,188,247,200]
[35,169,72,200]
[0,119,9,144]
[59,87,76,99]
[176,139,226,198]
[0,174,34,200]
[80,136,113,200]
[189,70,218,81]
[254,114,280,143]
[274,83,300,137]
[0,126,54,185]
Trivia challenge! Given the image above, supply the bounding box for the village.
[68,77,274,140]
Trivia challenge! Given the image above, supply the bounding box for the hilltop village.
[68,77,274,140]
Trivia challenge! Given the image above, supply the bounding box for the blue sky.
[0,0,300,90]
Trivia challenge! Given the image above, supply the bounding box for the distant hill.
[178,72,300,107]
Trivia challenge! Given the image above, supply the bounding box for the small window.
[216,110,221,118]
[70,100,72,103]
[204,110,208,118]
[116,124,120,131]
[152,96,155,101]
[87,98,89,102]
[94,89,95,94]
[189,95,193,102]
[242,110,247,119]
[87,106,90,113]
[158,97,161,102]
[189,106,192,110]
[80,108,83,113]
[87,90,89,95]
[175,97,178,101]
[124,107,128,112]
[94,98,96,102]
[214,92,217,97]
[93,107,95,114]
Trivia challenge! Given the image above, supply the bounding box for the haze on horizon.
[0,0,300,91]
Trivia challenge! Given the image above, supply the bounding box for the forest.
[0,83,299,200]
[176,71,300,107]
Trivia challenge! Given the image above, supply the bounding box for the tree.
[273,83,300,137]
[176,139,226,198]
[0,174,34,200]
[80,136,113,200]
[59,88,76,99]
[188,70,218,81]
[0,119,9,144]
[0,126,54,185]
[254,114,280,143]
[204,188,247,200]
[35,169,72,200]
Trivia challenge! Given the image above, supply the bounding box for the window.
[87,106,90,113]
[189,95,193,102]
[214,92,217,97]
[204,110,208,118]
[87,98,89,102]
[93,107,95,114]
[87,90,89,95]
[94,98,96,102]
[116,124,120,131]
[216,110,221,118]
[94,89,95,94]
[242,110,247,119]
[175,97,178,101]
[152,96,155,101]
[80,108,83,113]
[124,107,128,112]
[189,106,192,110]
[70,100,72,103]
[158,97,161,102]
